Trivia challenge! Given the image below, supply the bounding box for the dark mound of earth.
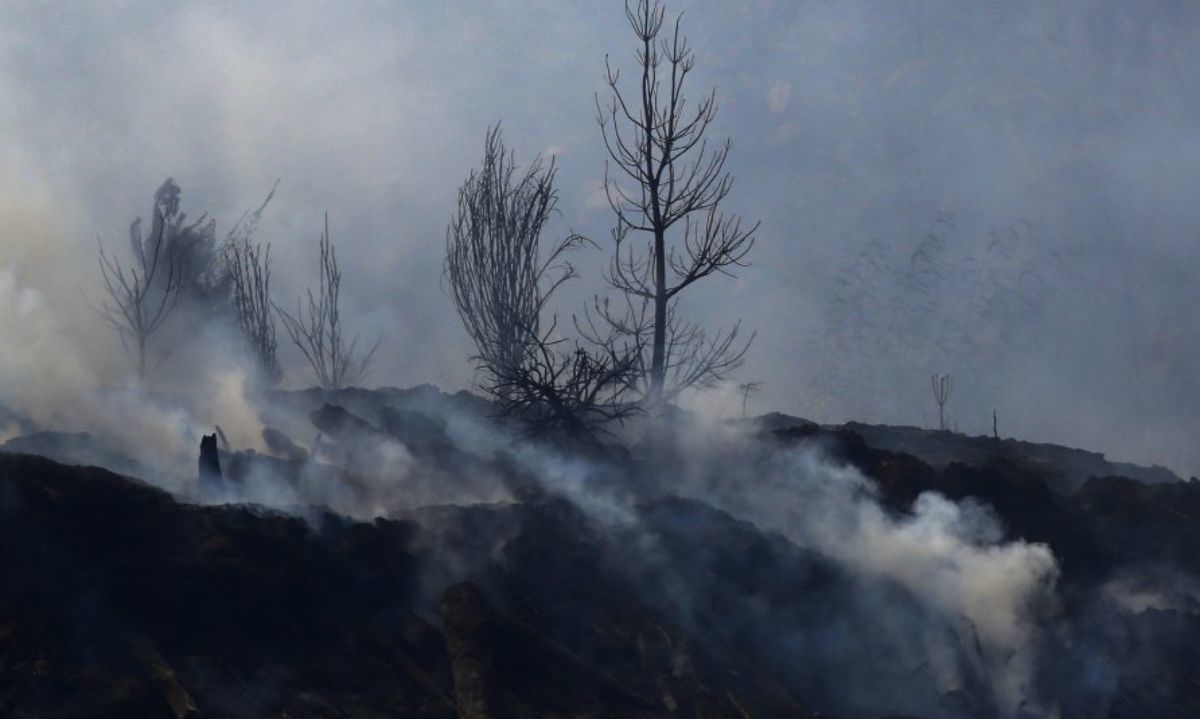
[2,406,1199,718]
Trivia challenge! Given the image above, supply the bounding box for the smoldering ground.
[0,261,1066,716]
[0,161,1188,719]
[59,366,1060,716]
[0,250,1190,715]
[0,2,1198,716]
[3,1,1200,474]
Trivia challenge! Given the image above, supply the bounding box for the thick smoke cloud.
[636,416,1060,716]
[154,383,1057,716]
[0,6,1194,716]
[2,1,1198,473]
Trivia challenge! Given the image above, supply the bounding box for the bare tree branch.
[487,320,645,439]
[275,213,380,390]
[931,373,953,431]
[446,123,638,436]
[88,183,187,378]
[576,292,752,404]
[223,181,280,385]
[445,124,588,389]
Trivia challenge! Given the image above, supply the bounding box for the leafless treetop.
[445,123,586,388]
[593,0,759,404]
[276,214,380,390]
[91,181,190,378]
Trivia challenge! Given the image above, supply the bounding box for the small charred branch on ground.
[262,427,308,462]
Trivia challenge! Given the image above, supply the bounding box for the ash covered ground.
[1,385,1197,718]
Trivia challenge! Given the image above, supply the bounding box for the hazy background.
[1,0,1198,474]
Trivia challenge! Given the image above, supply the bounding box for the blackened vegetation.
[92,180,189,379]
[92,178,274,381]
[593,0,758,407]
[1,398,1199,717]
[487,340,643,440]
[276,214,381,391]
[446,126,643,438]
[932,372,953,431]
[444,0,762,436]
[223,182,280,386]
[445,124,581,393]
[0,454,426,718]
[225,238,279,385]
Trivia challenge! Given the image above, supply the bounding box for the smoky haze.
[1,0,1198,474]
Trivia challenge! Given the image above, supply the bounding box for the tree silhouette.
[446,125,640,436]
[91,180,193,378]
[489,324,645,438]
[931,373,953,431]
[223,181,279,385]
[445,124,586,394]
[276,214,379,390]
[595,0,758,407]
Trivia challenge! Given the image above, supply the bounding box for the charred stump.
[198,433,223,492]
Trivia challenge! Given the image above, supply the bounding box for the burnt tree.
[595,0,758,407]
[490,321,644,438]
[224,183,280,385]
[446,125,640,436]
[445,124,585,392]
[276,214,380,390]
[198,433,223,493]
[931,373,953,431]
[92,183,187,378]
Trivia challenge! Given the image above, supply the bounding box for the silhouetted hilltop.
[838,420,1182,491]
[756,412,1182,492]
[1,389,1198,717]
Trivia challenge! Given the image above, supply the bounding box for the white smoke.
[0,253,267,492]
[609,415,1062,716]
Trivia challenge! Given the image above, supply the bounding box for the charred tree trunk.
[596,1,758,406]
[198,433,223,492]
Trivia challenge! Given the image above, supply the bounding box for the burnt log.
[262,427,308,462]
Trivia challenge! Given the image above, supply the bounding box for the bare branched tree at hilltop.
[223,181,280,385]
[447,124,642,436]
[931,373,953,431]
[146,179,228,314]
[92,181,190,378]
[594,0,759,407]
[276,214,380,390]
[446,124,585,390]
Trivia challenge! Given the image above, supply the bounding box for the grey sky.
[1,1,1198,473]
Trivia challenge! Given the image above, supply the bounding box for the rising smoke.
[0,3,1196,715]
